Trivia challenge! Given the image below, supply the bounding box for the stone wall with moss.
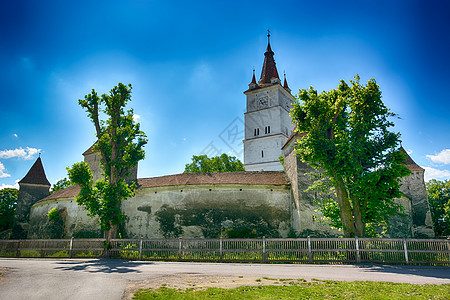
[28,197,102,239]
[123,184,292,238]
[28,183,292,239]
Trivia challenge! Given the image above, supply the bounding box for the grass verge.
[133,281,449,299]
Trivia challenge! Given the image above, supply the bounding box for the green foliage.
[426,179,450,236]
[50,177,74,194]
[68,83,147,239]
[133,282,450,300]
[68,162,134,233]
[184,154,245,173]
[291,76,410,237]
[47,207,60,221]
[0,188,18,232]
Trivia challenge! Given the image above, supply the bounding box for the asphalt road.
[0,258,449,300]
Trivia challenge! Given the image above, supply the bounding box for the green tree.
[68,83,147,240]
[0,188,18,232]
[184,154,245,173]
[426,179,450,236]
[50,177,74,194]
[291,76,410,237]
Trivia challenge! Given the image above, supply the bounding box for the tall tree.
[184,154,245,173]
[426,179,450,236]
[68,83,147,240]
[291,76,410,237]
[0,188,18,232]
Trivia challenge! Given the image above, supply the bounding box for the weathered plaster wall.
[123,184,291,238]
[28,197,101,239]
[28,183,292,239]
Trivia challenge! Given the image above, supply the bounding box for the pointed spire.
[248,68,257,89]
[259,30,280,85]
[19,157,51,186]
[283,72,290,92]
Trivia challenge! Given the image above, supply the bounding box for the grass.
[132,281,450,299]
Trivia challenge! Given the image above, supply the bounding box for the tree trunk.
[351,197,365,237]
[334,180,356,237]
[104,223,118,241]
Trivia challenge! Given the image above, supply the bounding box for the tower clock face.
[258,96,269,108]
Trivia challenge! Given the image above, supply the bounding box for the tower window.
[261,150,264,158]
[265,126,271,134]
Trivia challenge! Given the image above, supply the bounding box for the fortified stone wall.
[28,196,101,239]
[400,170,435,238]
[28,182,292,239]
[283,144,340,237]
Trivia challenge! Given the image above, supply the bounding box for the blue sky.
[1,0,450,189]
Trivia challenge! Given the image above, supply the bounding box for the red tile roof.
[138,171,289,188]
[399,147,424,171]
[19,157,51,186]
[38,171,290,202]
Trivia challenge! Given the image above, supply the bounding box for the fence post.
[41,240,46,257]
[355,237,361,263]
[403,239,409,264]
[178,238,182,261]
[16,240,21,257]
[262,236,266,263]
[69,238,73,258]
[219,238,223,262]
[139,238,143,260]
[307,236,312,263]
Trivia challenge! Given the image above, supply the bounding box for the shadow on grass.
[53,259,153,274]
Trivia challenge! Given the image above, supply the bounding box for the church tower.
[243,33,294,171]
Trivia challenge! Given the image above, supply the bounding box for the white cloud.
[0,147,41,160]
[426,149,450,164]
[422,166,450,182]
[406,149,413,155]
[133,114,140,122]
[0,183,19,190]
[0,162,11,178]
[13,133,18,138]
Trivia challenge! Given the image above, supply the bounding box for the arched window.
[261,150,264,158]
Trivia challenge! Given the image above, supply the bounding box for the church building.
[12,34,435,240]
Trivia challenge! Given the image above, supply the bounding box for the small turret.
[11,156,51,239]
[83,142,138,183]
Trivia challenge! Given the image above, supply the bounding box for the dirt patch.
[123,274,311,299]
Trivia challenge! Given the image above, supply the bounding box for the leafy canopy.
[0,188,18,232]
[426,179,450,236]
[184,154,245,173]
[50,177,74,194]
[291,75,410,237]
[68,83,147,238]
